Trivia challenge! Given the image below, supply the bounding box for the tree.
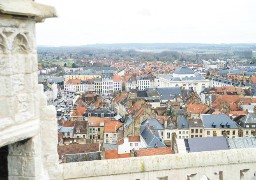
[64,63,67,67]
[72,63,76,68]
[166,107,174,118]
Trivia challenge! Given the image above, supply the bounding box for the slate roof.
[228,137,256,149]
[188,119,203,128]
[177,116,189,129]
[141,119,164,130]
[103,144,118,150]
[59,127,74,133]
[201,114,238,129]
[240,113,256,124]
[155,87,181,101]
[186,136,229,153]
[173,67,195,75]
[140,126,166,148]
[137,91,148,98]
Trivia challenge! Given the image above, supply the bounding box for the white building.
[137,77,153,90]
[118,136,142,154]
[155,67,210,94]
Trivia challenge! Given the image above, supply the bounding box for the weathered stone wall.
[0,1,61,179]
[62,148,256,180]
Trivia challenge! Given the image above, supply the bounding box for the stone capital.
[0,0,57,22]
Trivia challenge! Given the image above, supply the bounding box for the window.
[246,131,249,135]
[207,131,210,135]
[67,132,70,136]
[200,135,202,137]
[90,135,92,139]
[233,130,235,135]
[98,128,101,132]
[195,135,198,137]
[167,132,170,139]
[195,129,198,133]
[106,134,108,138]
[179,131,181,134]
[182,131,185,134]
[252,125,256,128]
[200,129,203,133]
[191,129,194,133]
[191,135,194,138]
[135,143,138,146]
[130,143,132,146]
[88,113,91,117]
[98,135,100,139]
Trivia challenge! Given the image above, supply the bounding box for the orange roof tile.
[87,117,110,127]
[187,104,209,114]
[105,150,131,159]
[113,75,122,82]
[135,148,173,157]
[63,121,75,127]
[127,100,145,114]
[128,136,140,142]
[65,79,81,85]
[58,143,99,159]
[104,120,123,133]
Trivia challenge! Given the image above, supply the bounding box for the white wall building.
[118,137,142,154]
[155,67,210,94]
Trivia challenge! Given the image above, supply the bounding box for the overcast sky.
[36,0,256,46]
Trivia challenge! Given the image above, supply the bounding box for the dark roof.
[140,126,166,148]
[228,137,256,149]
[141,119,164,130]
[155,87,181,101]
[177,116,189,129]
[186,136,229,152]
[137,90,148,98]
[201,114,238,129]
[173,67,195,74]
[240,113,256,124]
[188,119,203,128]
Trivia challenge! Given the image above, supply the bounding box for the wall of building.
[62,148,256,180]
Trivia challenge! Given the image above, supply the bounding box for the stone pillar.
[0,0,59,179]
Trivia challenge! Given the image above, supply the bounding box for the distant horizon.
[38,42,256,47]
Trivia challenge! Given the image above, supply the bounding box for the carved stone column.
[0,1,61,179]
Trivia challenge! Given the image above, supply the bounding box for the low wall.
[62,148,256,180]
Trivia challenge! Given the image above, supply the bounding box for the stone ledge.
[62,148,256,179]
[0,119,40,147]
[0,0,57,22]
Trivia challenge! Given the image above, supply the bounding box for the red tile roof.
[135,148,173,157]
[88,117,109,127]
[128,136,140,142]
[113,75,122,82]
[66,79,81,84]
[105,150,131,159]
[187,104,210,114]
[104,120,123,133]
[63,121,75,127]
[58,143,99,159]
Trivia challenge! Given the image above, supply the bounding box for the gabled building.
[104,120,123,144]
[201,114,239,138]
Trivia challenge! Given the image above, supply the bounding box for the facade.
[155,73,210,94]
[201,114,239,138]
